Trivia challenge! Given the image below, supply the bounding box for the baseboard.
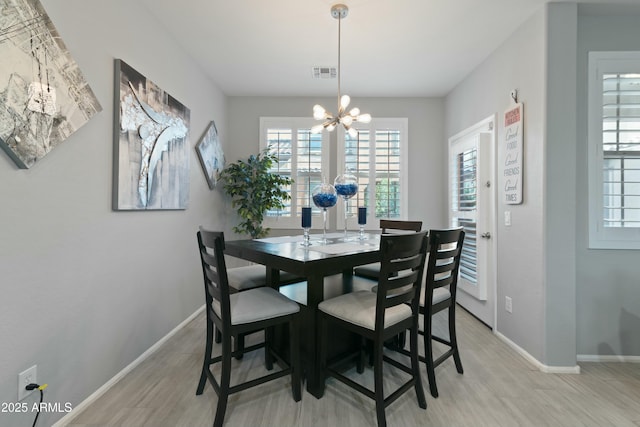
[494,330,581,374]
[577,354,640,363]
[52,305,205,427]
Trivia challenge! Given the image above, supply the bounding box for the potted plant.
[219,148,293,238]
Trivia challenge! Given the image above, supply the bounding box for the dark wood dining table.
[224,233,381,398]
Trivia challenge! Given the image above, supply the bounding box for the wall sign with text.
[503,103,523,204]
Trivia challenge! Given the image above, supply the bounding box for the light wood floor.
[66,307,640,427]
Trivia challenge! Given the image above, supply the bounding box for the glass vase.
[312,182,338,244]
[334,171,358,241]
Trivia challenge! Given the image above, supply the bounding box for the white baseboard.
[577,354,640,363]
[494,330,581,374]
[52,305,205,427]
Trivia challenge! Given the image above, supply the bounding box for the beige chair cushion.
[318,291,412,330]
[213,287,299,325]
[227,265,267,290]
[353,262,382,280]
[227,265,299,291]
[420,287,451,307]
[372,284,450,307]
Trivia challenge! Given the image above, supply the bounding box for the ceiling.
[139,0,638,98]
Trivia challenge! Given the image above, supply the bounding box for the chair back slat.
[197,229,233,331]
[424,228,465,297]
[380,219,423,234]
[375,232,428,329]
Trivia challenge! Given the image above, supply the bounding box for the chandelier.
[311,4,371,138]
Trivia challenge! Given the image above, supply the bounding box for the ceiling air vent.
[312,66,337,79]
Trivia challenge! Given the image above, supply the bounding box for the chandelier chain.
[337,12,341,111]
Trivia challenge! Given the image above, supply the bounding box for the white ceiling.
[139,0,638,98]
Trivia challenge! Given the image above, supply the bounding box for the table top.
[225,233,381,277]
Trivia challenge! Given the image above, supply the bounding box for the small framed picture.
[195,121,225,189]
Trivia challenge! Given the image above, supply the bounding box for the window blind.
[602,73,640,228]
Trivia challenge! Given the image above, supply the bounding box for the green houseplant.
[219,149,293,238]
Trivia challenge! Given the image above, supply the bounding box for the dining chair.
[353,219,423,281]
[195,229,302,427]
[217,264,302,353]
[318,231,429,427]
[397,227,465,398]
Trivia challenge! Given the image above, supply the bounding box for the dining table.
[224,232,381,398]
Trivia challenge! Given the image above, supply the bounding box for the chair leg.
[213,332,233,427]
[289,318,302,401]
[424,313,439,398]
[265,326,274,371]
[317,313,328,398]
[357,336,366,374]
[396,330,407,350]
[214,325,221,344]
[197,318,213,395]
[449,305,464,374]
[373,338,387,427]
[234,333,245,360]
[410,325,427,409]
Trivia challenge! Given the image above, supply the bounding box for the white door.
[448,117,496,327]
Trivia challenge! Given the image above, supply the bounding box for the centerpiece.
[334,171,358,240]
[312,181,338,244]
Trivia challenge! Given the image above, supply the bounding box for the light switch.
[504,211,512,226]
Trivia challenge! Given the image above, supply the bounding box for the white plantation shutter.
[451,145,478,284]
[338,118,408,228]
[602,73,640,228]
[261,118,329,229]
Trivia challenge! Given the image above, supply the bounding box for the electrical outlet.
[504,211,512,226]
[505,296,513,313]
[18,365,37,401]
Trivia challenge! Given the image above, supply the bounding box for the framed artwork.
[113,59,190,210]
[195,121,225,189]
[0,0,102,169]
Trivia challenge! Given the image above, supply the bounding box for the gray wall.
[576,5,640,357]
[0,0,228,425]
[445,7,547,359]
[544,3,578,368]
[227,97,447,232]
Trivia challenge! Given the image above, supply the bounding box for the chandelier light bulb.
[348,127,358,138]
[349,107,360,116]
[357,113,372,124]
[340,94,351,110]
[313,105,327,120]
[311,124,325,134]
[342,115,353,126]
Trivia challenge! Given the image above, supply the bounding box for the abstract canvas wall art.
[113,59,190,210]
[0,0,102,169]
[195,121,225,189]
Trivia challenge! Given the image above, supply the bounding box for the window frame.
[588,51,640,249]
[336,118,409,230]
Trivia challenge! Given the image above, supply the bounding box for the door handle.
[480,232,491,239]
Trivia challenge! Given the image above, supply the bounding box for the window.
[588,52,640,249]
[337,118,408,228]
[260,117,408,230]
[260,118,329,229]
[453,147,478,284]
